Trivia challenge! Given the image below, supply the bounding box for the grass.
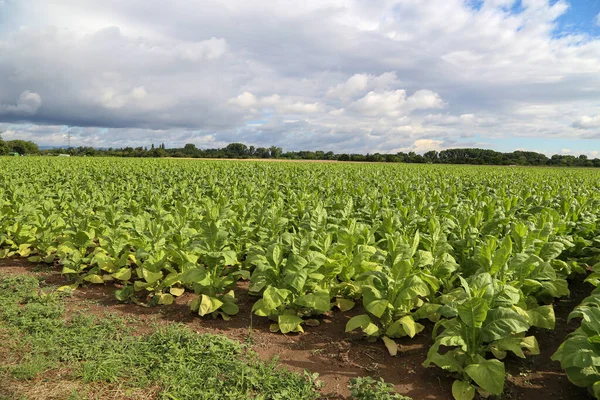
[0,274,410,400]
[0,275,322,400]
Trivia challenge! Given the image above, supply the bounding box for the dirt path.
[0,258,593,400]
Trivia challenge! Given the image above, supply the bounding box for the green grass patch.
[0,275,321,399]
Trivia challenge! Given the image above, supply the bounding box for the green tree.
[224,143,249,157]
[6,140,39,155]
[0,132,8,155]
[269,146,282,159]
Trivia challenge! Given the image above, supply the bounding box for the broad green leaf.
[295,290,331,313]
[527,305,555,330]
[334,298,355,311]
[142,268,163,284]
[278,314,304,334]
[346,314,380,336]
[481,307,529,342]
[157,293,174,305]
[424,343,462,372]
[169,287,185,297]
[84,274,104,284]
[269,243,283,267]
[382,336,398,356]
[539,241,564,262]
[115,285,134,302]
[181,268,209,285]
[57,283,79,292]
[261,286,290,313]
[490,236,512,275]
[452,380,475,400]
[366,299,390,318]
[346,314,373,333]
[221,302,239,316]
[198,295,223,316]
[112,267,132,281]
[190,297,200,312]
[398,315,419,338]
[465,359,505,395]
[457,298,489,328]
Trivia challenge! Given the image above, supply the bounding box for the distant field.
[1,157,600,399]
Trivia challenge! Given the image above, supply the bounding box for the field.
[1,157,600,399]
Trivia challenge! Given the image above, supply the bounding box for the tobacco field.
[2,157,600,399]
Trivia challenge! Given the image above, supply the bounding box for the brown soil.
[0,258,595,400]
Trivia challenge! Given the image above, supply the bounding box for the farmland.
[1,157,600,399]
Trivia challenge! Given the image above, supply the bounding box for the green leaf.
[270,243,283,267]
[482,307,529,342]
[221,302,239,316]
[112,267,132,281]
[398,315,419,338]
[261,286,290,314]
[465,359,505,395]
[169,287,185,297]
[198,294,223,316]
[142,268,163,284]
[592,381,600,399]
[527,305,555,330]
[490,336,534,359]
[115,285,134,302]
[346,314,379,336]
[452,380,475,400]
[424,342,462,372]
[157,293,174,305]
[181,268,210,286]
[366,299,390,318]
[457,298,489,328]
[334,298,355,311]
[490,236,512,275]
[539,241,565,262]
[57,283,79,292]
[295,290,331,313]
[278,314,304,334]
[190,297,200,312]
[382,336,398,356]
[83,274,104,284]
[346,314,373,333]
[521,336,540,356]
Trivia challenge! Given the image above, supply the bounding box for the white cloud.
[176,37,228,61]
[573,115,600,130]
[394,139,446,154]
[229,92,320,114]
[595,12,600,27]
[0,91,42,116]
[326,72,399,101]
[351,89,445,117]
[100,86,148,109]
[278,101,321,114]
[228,92,258,108]
[1,0,600,153]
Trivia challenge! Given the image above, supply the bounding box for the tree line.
[0,135,40,156]
[2,135,600,167]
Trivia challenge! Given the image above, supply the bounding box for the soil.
[0,258,594,400]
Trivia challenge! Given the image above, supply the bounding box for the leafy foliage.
[2,158,600,399]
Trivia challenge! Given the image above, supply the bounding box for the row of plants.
[1,158,600,399]
[552,262,600,399]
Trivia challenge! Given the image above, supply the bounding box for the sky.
[1,0,600,155]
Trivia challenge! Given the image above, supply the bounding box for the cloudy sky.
[1,0,600,155]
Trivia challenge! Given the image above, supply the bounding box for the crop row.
[1,158,600,399]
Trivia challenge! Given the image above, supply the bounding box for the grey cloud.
[0,91,42,116]
[1,0,600,153]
